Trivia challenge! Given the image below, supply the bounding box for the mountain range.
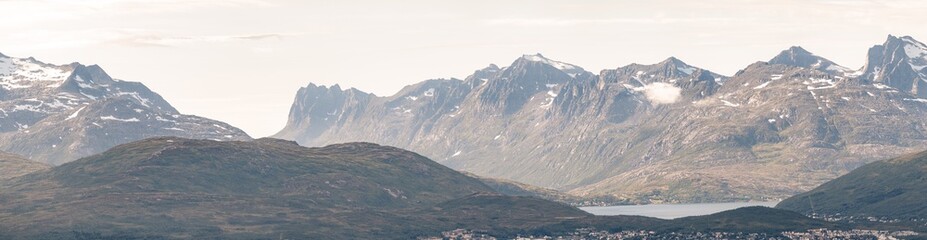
[0,53,251,164]
[0,38,920,237]
[274,35,927,203]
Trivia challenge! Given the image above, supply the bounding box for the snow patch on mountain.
[116,92,153,107]
[0,56,70,82]
[100,116,140,122]
[874,83,893,89]
[902,37,927,71]
[0,56,71,90]
[720,99,740,107]
[753,81,771,89]
[677,66,697,75]
[65,106,85,120]
[903,38,927,58]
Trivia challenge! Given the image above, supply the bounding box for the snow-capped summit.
[898,36,927,70]
[517,53,587,77]
[0,52,251,165]
[768,46,850,74]
[0,55,73,90]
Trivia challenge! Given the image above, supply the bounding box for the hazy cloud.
[813,0,927,8]
[484,17,734,27]
[0,0,275,27]
[44,0,275,10]
[0,29,296,51]
[115,33,295,47]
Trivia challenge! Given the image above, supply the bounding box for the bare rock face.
[275,36,927,203]
[861,35,927,97]
[0,53,251,165]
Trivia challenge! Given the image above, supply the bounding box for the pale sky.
[1,0,925,137]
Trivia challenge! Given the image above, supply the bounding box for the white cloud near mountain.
[639,83,682,104]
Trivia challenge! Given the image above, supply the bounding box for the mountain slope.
[0,137,500,239]
[777,149,927,218]
[275,36,927,203]
[0,53,250,164]
[0,151,48,181]
[670,206,837,233]
[465,172,629,206]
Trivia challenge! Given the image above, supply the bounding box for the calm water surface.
[580,201,780,219]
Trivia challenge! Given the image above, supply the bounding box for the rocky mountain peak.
[464,64,503,88]
[657,56,704,76]
[275,82,374,143]
[606,57,714,84]
[466,54,594,114]
[884,34,906,47]
[0,52,251,164]
[513,53,587,77]
[862,35,927,97]
[768,46,849,74]
[300,83,372,99]
[657,56,686,66]
[784,46,812,55]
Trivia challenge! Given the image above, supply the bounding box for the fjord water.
[580,201,780,219]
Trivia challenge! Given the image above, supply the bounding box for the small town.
[421,228,920,240]
[813,214,927,226]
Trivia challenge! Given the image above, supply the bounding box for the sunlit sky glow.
[1,0,925,137]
